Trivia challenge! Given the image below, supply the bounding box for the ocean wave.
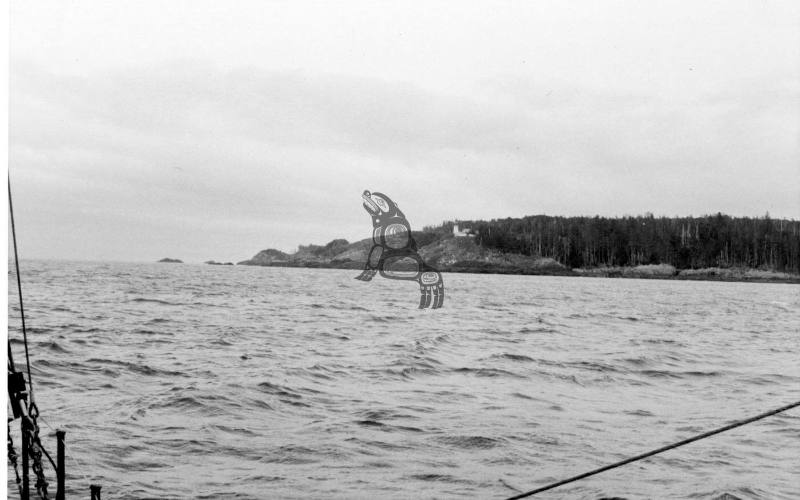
[130,297,184,306]
[86,358,189,378]
[9,262,799,499]
[489,353,536,362]
[436,435,506,449]
[453,367,525,378]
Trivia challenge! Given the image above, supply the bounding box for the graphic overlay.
[356,190,445,309]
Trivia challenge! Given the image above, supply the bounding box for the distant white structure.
[453,222,474,237]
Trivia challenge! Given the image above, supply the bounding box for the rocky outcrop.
[158,258,183,263]
[235,230,799,281]
[237,248,291,266]
[238,235,572,275]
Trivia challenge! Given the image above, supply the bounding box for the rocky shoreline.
[237,236,800,284]
[574,264,800,283]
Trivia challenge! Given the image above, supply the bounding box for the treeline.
[435,214,800,273]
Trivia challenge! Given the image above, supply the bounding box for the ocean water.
[6,260,800,500]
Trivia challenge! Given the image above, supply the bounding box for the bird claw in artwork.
[355,269,377,281]
[418,283,444,309]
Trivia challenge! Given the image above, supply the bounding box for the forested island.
[239,213,800,283]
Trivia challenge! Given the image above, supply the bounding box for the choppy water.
[7,260,800,499]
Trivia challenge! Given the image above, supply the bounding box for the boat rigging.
[7,178,103,500]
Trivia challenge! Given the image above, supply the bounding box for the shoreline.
[237,261,800,284]
[236,228,800,285]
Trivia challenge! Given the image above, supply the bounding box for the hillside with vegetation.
[462,213,799,274]
[238,213,800,282]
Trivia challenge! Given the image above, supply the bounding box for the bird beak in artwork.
[362,190,380,214]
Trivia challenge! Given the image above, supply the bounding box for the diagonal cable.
[506,400,800,499]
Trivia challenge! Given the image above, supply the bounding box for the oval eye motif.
[382,256,420,278]
[372,196,390,212]
[384,223,409,249]
[367,245,383,267]
[421,272,439,285]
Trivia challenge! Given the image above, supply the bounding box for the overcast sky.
[9,1,800,262]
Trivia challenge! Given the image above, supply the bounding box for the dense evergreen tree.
[445,213,799,273]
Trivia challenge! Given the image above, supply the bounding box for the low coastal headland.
[237,215,800,284]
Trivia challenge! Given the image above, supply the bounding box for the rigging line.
[67,447,95,490]
[38,415,96,488]
[9,341,17,371]
[506,400,800,500]
[8,177,35,404]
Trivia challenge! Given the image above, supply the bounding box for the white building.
[453,223,474,237]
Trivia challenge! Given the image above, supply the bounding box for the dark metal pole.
[56,430,66,500]
[21,417,30,500]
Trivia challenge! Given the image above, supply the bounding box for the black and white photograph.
[5,1,799,498]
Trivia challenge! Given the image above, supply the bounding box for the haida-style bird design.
[356,190,445,309]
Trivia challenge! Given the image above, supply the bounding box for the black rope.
[506,400,800,499]
[9,340,17,371]
[35,434,58,471]
[8,423,22,496]
[8,177,36,405]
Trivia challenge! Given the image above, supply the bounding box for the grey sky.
[9,1,800,262]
